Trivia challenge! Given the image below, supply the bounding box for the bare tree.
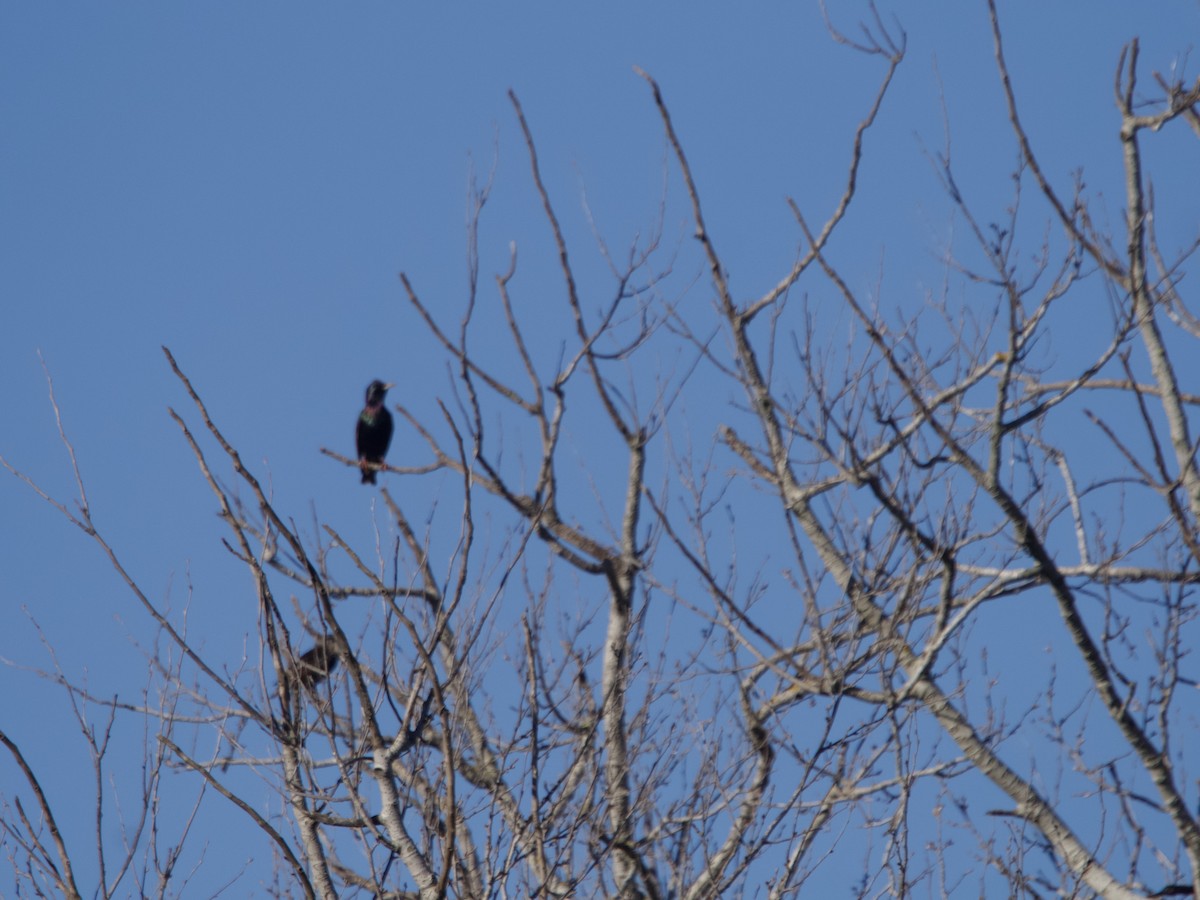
[4,3,1200,897]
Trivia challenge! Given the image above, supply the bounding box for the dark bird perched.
[293,635,339,687]
[356,380,394,484]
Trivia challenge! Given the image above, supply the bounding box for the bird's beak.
[384,382,396,391]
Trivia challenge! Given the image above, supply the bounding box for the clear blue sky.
[2,1,1198,894]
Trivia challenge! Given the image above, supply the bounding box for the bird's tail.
[361,464,377,484]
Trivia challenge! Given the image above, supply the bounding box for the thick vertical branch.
[1117,43,1200,527]
[602,436,647,898]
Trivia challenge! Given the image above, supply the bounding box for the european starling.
[293,635,340,687]
[356,380,394,484]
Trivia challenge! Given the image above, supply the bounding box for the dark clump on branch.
[292,636,340,687]
[356,379,394,484]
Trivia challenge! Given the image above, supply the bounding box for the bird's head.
[365,380,394,406]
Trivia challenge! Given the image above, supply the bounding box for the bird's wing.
[355,411,370,456]
[380,408,395,451]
